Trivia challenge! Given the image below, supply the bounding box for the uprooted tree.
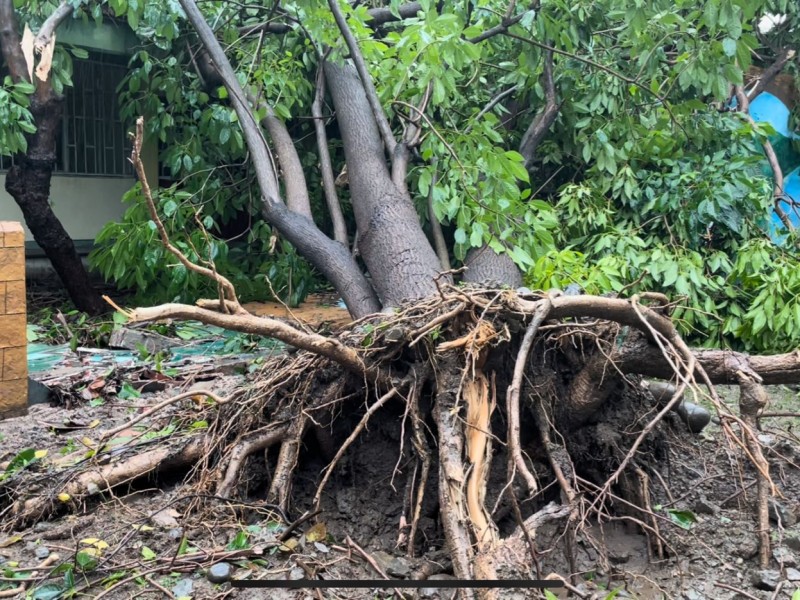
[3,0,800,596]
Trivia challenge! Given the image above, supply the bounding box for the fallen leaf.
[58,493,71,502]
[0,535,23,548]
[304,522,327,543]
[151,508,181,528]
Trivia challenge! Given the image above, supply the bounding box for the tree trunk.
[324,60,446,308]
[4,95,106,315]
[462,246,522,288]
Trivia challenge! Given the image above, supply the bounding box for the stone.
[675,401,711,433]
[751,569,780,591]
[421,573,458,599]
[773,546,797,567]
[786,531,800,552]
[769,500,797,527]
[172,578,193,597]
[692,497,720,515]
[108,327,175,355]
[34,546,51,560]
[207,562,233,583]
[786,568,800,582]
[386,556,411,578]
[167,528,184,540]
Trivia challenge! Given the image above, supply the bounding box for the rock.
[769,500,797,527]
[564,283,583,296]
[289,567,305,580]
[172,578,193,597]
[167,528,184,540]
[371,550,394,575]
[109,327,175,354]
[207,562,233,584]
[786,531,800,552]
[421,573,458,599]
[25,542,37,552]
[609,548,631,564]
[751,569,781,591]
[386,556,411,578]
[644,380,678,404]
[682,589,704,600]
[692,497,720,515]
[674,401,711,433]
[786,567,800,582]
[773,546,797,567]
[34,546,50,560]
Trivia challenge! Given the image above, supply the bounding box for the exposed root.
[216,424,289,498]
[5,286,796,590]
[736,370,771,568]
[8,439,204,528]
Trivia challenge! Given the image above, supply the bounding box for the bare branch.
[127,302,369,376]
[130,117,244,312]
[33,1,73,48]
[244,88,313,218]
[312,64,349,245]
[519,50,558,168]
[734,86,794,231]
[327,0,398,156]
[239,2,423,37]
[747,47,797,103]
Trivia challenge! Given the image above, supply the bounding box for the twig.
[313,388,399,511]
[326,0,397,155]
[99,389,232,445]
[734,86,794,231]
[713,582,761,600]
[130,117,245,310]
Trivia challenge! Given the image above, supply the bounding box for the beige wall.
[0,174,134,242]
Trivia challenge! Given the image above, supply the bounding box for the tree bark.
[180,0,381,318]
[324,60,446,307]
[463,52,558,290]
[0,0,105,315]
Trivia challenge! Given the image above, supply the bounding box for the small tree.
[0,1,106,314]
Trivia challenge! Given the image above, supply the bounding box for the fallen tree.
[3,2,800,598]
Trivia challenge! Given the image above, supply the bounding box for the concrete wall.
[0,175,133,243]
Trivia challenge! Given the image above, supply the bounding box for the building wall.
[0,175,134,243]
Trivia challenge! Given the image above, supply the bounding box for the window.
[0,51,131,177]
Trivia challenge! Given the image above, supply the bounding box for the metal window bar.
[0,52,130,177]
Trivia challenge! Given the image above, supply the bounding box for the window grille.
[0,51,131,177]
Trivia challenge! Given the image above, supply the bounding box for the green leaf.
[666,508,697,529]
[721,38,737,57]
[141,546,157,560]
[31,584,65,600]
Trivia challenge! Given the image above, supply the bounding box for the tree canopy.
[2,0,799,351]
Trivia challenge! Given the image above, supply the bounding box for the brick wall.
[0,222,26,419]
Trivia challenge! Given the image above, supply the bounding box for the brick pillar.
[0,222,27,419]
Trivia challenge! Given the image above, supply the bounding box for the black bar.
[231,579,564,589]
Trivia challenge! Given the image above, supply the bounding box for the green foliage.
[0,77,36,154]
[7,0,800,353]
